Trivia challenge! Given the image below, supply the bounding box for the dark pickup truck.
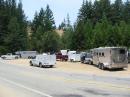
[56,52,68,61]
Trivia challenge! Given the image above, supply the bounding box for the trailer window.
[102,53,104,56]
[120,49,125,54]
[99,53,101,56]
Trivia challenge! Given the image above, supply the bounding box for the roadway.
[0,61,130,97]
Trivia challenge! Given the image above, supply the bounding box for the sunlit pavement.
[0,61,130,97]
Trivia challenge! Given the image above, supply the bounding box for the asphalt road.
[0,61,130,97]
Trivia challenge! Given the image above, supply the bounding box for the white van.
[92,47,128,70]
[68,51,81,62]
[30,54,56,68]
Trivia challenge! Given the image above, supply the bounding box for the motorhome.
[15,51,37,59]
[68,51,81,62]
[91,47,128,70]
[30,53,56,68]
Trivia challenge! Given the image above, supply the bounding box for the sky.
[22,0,124,27]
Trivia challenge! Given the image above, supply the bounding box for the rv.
[68,51,81,62]
[92,47,128,70]
[15,51,37,59]
[30,53,56,68]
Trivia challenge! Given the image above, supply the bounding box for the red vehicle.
[56,52,68,61]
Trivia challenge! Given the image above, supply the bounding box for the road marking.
[0,76,53,97]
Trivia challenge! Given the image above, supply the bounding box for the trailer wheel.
[100,63,105,70]
[39,63,42,68]
[98,63,101,69]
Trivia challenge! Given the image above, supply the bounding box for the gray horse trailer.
[91,47,128,69]
[15,51,37,59]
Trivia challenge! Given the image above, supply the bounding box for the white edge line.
[0,76,53,97]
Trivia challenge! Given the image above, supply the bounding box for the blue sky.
[22,0,124,27]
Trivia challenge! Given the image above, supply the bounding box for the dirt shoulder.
[1,59,130,78]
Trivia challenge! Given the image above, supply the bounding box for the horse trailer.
[15,51,37,59]
[91,47,128,70]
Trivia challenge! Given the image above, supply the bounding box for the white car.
[30,54,56,68]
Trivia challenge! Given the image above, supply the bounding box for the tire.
[50,65,53,68]
[88,61,92,65]
[98,63,101,69]
[101,64,105,70]
[39,63,42,68]
[30,61,33,66]
[99,63,105,70]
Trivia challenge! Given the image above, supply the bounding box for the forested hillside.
[0,0,130,54]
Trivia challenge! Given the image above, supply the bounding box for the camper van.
[30,54,56,68]
[92,47,128,70]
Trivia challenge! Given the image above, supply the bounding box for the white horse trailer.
[92,47,128,69]
[30,54,56,68]
[15,51,37,59]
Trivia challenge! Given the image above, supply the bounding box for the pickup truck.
[1,53,19,60]
[30,54,56,68]
[56,52,68,61]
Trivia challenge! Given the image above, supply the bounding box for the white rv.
[30,54,56,68]
[92,47,128,70]
[68,51,81,62]
[15,51,37,59]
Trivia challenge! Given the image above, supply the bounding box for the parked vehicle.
[1,53,19,60]
[56,50,68,61]
[81,52,92,64]
[80,52,86,63]
[30,54,56,68]
[68,51,81,62]
[15,51,37,59]
[127,52,130,63]
[91,47,128,70]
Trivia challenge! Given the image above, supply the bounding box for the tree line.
[60,0,130,51]
[0,0,28,54]
[0,0,130,54]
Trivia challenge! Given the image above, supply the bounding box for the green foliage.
[31,5,59,53]
[70,0,130,50]
[0,0,28,54]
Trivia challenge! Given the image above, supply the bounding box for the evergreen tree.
[44,5,56,31]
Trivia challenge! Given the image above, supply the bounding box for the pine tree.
[44,5,56,31]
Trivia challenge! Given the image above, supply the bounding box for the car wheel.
[30,61,33,66]
[39,63,42,68]
[88,61,91,65]
[50,65,53,68]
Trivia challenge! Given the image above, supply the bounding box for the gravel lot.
[1,59,130,78]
